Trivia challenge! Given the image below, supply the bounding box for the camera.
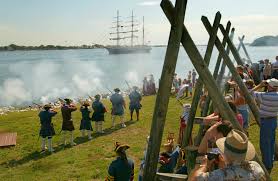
[207,148,221,160]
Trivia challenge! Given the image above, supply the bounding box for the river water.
[0,46,277,106]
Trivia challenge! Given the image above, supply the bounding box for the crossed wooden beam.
[143,0,271,180]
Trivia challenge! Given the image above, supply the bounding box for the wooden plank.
[202,17,271,181]
[143,0,187,180]
[0,132,17,147]
[156,173,187,181]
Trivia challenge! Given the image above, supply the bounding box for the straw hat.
[114,142,130,152]
[267,78,278,88]
[216,129,255,161]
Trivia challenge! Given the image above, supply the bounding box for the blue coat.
[110,93,125,116]
[38,110,57,138]
[79,107,92,130]
[92,100,106,122]
[107,157,134,181]
[129,90,142,111]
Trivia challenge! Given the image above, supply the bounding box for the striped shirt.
[253,91,278,117]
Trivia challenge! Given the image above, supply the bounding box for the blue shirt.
[110,93,125,115]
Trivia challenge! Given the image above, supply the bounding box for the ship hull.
[105,46,151,54]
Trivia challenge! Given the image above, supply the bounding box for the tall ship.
[105,10,151,54]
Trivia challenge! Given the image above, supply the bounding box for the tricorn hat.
[94,94,101,99]
[82,101,90,107]
[64,98,73,103]
[114,88,120,92]
[114,142,130,152]
[43,104,52,109]
[216,129,255,162]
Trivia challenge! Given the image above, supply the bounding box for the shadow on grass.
[0,120,136,168]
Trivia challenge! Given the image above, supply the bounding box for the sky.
[0,0,277,46]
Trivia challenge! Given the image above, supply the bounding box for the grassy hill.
[0,95,277,180]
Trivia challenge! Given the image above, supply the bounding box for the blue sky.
[0,0,277,46]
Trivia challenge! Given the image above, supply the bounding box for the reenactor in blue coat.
[92,94,107,133]
[129,86,142,121]
[61,98,77,146]
[110,88,126,128]
[38,104,57,152]
[106,142,134,181]
[79,101,93,139]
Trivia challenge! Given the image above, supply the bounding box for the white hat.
[266,78,278,88]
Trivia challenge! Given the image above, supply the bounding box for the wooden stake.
[142,0,187,179]
[181,12,221,148]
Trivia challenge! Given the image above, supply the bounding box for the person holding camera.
[252,78,278,173]
[189,129,265,181]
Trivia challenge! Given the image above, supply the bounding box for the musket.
[125,80,132,90]
[32,102,42,108]
[176,99,184,107]
[88,94,94,101]
[105,86,113,94]
[58,98,65,104]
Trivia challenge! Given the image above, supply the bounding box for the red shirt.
[236,113,244,127]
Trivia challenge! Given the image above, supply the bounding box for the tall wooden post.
[216,29,235,88]
[181,12,221,148]
[238,36,252,65]
[142,0,187,180]
[216,24,260,125]
[161,2,270,179]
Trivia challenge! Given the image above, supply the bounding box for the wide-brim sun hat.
[216,129,255,161]
[266,78,278,88]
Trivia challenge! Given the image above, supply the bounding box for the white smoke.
[0,78,31,106]
[125,71,140,86]
[0,59,104,106]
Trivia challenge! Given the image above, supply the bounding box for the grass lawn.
[0,95,277,180]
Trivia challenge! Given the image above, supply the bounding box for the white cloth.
[176,84,189,99]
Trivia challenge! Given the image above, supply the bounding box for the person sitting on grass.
[79,101,92,140]
[106,142,134,181]
[38,104,57,152]
[189,129,265,181]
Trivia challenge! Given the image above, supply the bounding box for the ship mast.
[109,11,139,46]
[131,10,134,46]
[143,16,145,46]
[116,10,120,46]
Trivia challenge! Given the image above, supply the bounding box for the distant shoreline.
[0,44,105,52]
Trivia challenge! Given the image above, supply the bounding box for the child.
[79,101,93,139]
